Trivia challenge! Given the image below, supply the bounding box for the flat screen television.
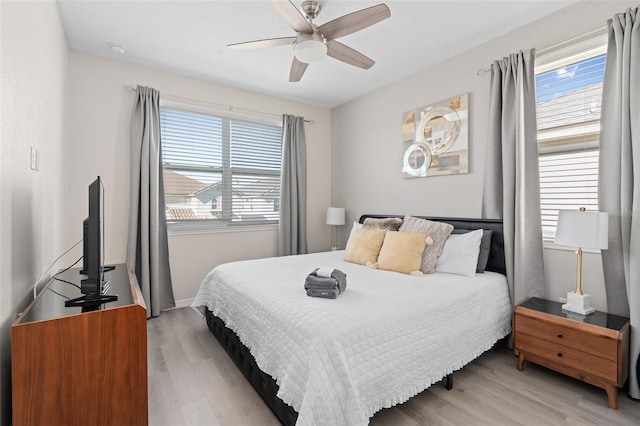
[65,176,117,310]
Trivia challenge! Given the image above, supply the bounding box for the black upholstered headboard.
[359,215,506,275]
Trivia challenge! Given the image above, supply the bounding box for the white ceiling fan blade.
[327,40,375,69]
[318,4,390,41]
[270,0,314,33]
[228,37,296,50]
[289,57,309,82]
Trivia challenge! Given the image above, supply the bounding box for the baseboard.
[166,298,194,310]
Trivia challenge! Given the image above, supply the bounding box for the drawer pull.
[557,353,563,357]
[557,334,563,339]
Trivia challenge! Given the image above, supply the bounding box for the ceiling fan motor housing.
[301,1,322,20]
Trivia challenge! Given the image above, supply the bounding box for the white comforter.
[192,251,512,426]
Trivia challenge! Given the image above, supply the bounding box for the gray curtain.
[278,114,307,256]
[599,7,639,399]
[127,85,175,318]
[482,49,546,306]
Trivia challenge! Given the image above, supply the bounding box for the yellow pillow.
[376,231,429,275]
[343,228,387,266]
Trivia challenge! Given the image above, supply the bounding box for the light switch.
[30,146,39,171]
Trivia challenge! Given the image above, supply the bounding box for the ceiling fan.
[228,1,391,82]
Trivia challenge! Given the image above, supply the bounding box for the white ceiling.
[57,0,576,108]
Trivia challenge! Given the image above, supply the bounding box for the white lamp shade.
[555,209,608,249]
[294,39,327,63]
[326,207,345,226]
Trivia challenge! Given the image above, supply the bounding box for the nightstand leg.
[605,384,618,409]
[517,352,525,371]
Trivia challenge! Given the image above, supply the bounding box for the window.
[160,106,282,226]
[535,34,607,241]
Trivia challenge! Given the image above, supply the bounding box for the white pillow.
[435,229,483,276]
[345,221,363,251]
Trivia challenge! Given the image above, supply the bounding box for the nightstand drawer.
[516,333,617,382]
[515,314,617,361]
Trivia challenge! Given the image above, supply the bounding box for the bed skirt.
[205,309,298,425]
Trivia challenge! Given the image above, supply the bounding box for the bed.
[192,215,512,425]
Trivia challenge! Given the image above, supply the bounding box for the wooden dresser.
[513,297,629,409]
[11,264,148,426]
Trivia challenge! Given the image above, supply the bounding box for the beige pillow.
[343,228,387,266]
[362,217,403,231]
[376,231,429,275]
[398,215,454,273]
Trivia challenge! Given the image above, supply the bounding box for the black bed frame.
[205,215,506,425]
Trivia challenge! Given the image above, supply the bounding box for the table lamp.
[326,207,345,250]
[555,207,608,315]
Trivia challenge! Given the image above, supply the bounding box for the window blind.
[160,107,282,224]
[161,108,224,168]
[539,149,599,239]
[536,44,605,241]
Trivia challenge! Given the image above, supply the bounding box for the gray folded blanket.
[304,268,347,296]
[306,289,339,299]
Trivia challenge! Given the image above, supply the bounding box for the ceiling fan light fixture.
[294,38,327,64]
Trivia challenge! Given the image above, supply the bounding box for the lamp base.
[562,291,595,315]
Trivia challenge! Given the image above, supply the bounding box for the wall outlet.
[30,146,39,171]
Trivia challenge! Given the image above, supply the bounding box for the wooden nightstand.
[513,297,630,409]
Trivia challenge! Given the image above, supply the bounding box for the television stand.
[11,264,147,426]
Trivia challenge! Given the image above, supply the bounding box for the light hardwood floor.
[148,308,640,425]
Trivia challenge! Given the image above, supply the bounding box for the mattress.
[192,250,512,426]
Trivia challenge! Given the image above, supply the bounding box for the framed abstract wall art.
[402,93,469,178]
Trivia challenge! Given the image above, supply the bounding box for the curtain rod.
[124,85,314,124]
[476,25,608,77]
[536,25,607,56]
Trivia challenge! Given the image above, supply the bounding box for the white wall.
[67,52,332,303]
[0,1,68,423]
[331,1,636,312]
